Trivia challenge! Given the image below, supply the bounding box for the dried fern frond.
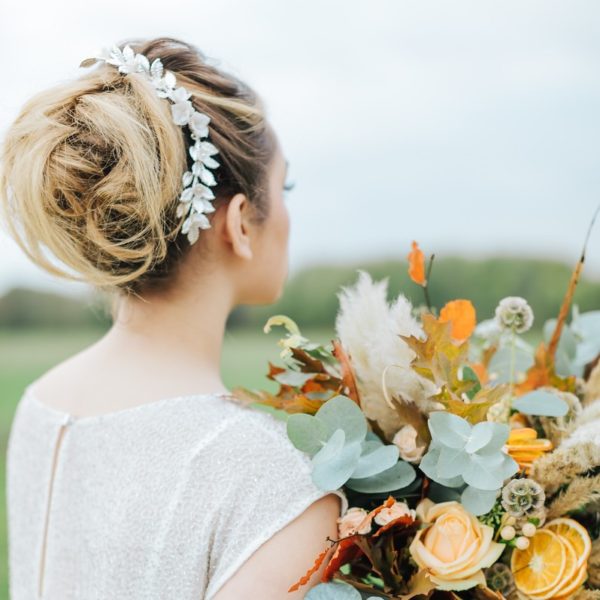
[589,537,600,588]
[574,590,600,600]
[585,360,600,406]
[531,441,600,493]
[547,473,600,519]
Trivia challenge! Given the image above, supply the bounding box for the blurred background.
[1,0,600,596]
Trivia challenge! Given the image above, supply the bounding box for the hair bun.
[0,37,275,294]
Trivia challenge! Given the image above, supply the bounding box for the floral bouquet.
[233,216,600,599]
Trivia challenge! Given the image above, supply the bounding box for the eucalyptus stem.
[509,328,517,399]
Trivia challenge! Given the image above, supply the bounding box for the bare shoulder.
[211,493,341,600]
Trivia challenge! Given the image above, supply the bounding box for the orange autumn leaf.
[439,299,477,341]
[470,362,489,385]
[515,342,576,396]
[408,241,427,286]
[288,545,331,592]
[322,536,363,582]
[332,339,361,407]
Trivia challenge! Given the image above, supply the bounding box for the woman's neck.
[100,275,235,394]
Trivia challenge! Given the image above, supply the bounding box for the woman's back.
[7,385,346,599]
[1,36,346,599]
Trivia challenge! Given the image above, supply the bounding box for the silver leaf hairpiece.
[79,44,220,245]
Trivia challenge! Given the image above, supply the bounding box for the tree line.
[1,256,599,331]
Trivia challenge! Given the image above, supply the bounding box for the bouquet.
[233,216,600,599]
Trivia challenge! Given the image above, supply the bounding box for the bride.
[0,36,346,599]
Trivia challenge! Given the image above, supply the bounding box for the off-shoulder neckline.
[22,384,236,425]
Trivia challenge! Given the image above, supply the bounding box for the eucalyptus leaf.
[437,446,469,478]
[351,444,399,479]
[316,395,367,443]
[464,422,494,453]
[436,474,465,488]
[544,319,578,376]
[419,445,442,481]
[488,341,534,384]
[469,422,510,454]
[462,455,505,491]
[428,411,470,449]
[365,430,382,443]
[346,459,416,493]
[287,413,328,456]
[305,581,362,600]
[512,390,569,417]
[428,480,464,503]
[313,428,346,466]
[461,485,499,516]
[499,454,519,479]
[312,441,362,491]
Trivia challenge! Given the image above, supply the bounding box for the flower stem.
[423,254,435,313]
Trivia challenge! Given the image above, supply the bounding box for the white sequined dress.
[6,385,348,599]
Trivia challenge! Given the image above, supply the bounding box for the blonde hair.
[0,37,275,294]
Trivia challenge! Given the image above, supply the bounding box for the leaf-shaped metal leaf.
[79,57,99,68]
[150,58,164,79]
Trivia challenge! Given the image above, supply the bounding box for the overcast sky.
[1,0,599,297]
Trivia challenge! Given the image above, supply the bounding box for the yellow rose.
[409,499,504,591]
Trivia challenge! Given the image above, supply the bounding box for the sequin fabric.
[6,386,348,599]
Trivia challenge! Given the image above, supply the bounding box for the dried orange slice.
[507,428,538,443]
[553,560,588,599]
[545,518,592,569]
[511,529,566,596]
[527,537,577,599]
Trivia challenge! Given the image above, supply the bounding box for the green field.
[0,325,334,597]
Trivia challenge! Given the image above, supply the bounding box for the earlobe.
[223,193,253,261]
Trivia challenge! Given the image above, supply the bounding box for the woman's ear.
[221,192,253,260]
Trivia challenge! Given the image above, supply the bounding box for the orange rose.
[374,501,415,526]
[409,499,504,591]
[337,507,371,538]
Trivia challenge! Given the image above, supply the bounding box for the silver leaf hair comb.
[80,44,220,245]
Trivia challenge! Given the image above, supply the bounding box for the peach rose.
[337,507,372,538]
[374,501,415,526]
[392,425,426,463]
[409,499,504,591]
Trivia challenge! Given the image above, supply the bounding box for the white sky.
[1,0,600,297]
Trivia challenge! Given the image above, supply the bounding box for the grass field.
[0,325,334,598]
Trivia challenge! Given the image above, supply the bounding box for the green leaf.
[316,395,367,444]
[272,370,316,386]
[287,413,328,455]
[460,365,482,400]
[346,460,416,493]
[512,390,569,417]
[351,444,399,479]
